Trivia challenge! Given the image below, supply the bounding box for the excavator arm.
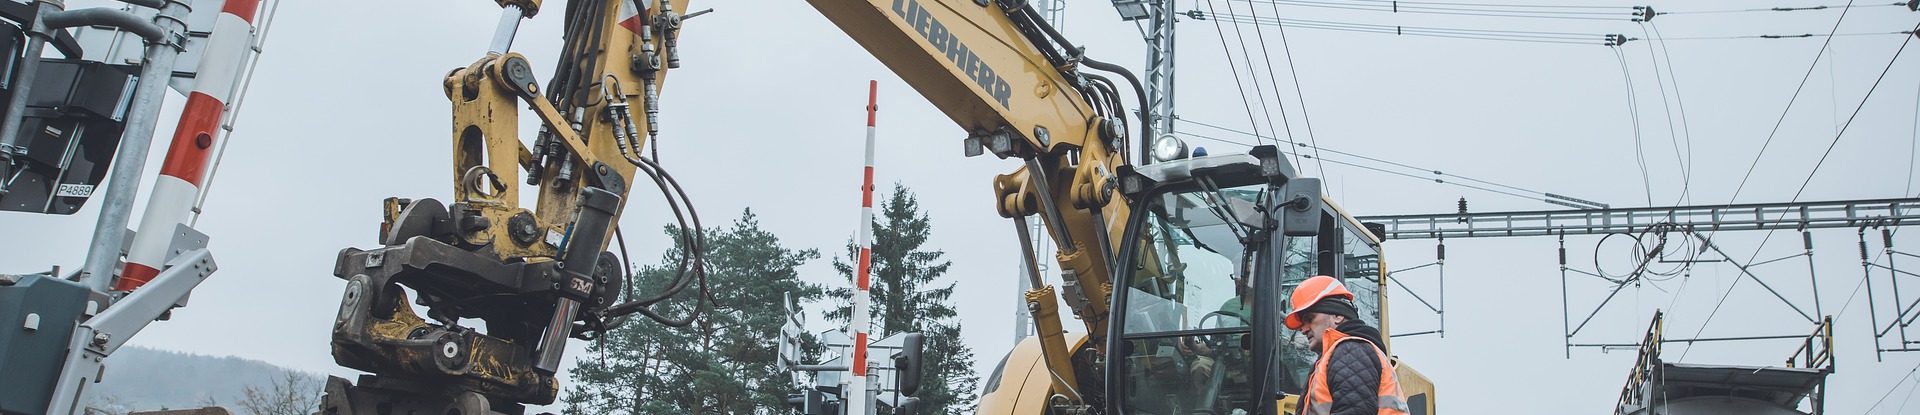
[320,1,702,414]
[807,0,1150,409]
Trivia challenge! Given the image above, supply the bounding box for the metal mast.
[1143,0,1176,143]
[1109,0,1175,161]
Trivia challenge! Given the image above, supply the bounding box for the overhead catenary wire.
[1188,10,1619,45]
[1174,130,1543,202]
[1866,362,1920,414]
[1240,0,1634,21]
[1711,0,1861,223]
[1684,9,1919,361]
[1889,389,1920,415]
[1203,0,1277,151]
[1238,0,1307,171]
[1314,0,1620,10]
[1635,23,1692,208]
[1658,30,1917,41]
[1193,9,1916,45]
[1263,2,1334,191]
[1217,0,1292,154]
[1910,72,1920,196]
[1196,11,1607,40]
[1657,1,1909,16]
[1173,117,1607,207]
[1177,116,1559,197]
[1646,22,1695,207]
[1644,19,1707,312]
[1609,45,1656,206]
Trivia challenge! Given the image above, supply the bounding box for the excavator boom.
[810,0,1095,152]
[807,0,1153,411]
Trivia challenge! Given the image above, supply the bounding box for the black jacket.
[1299,320,1387,415]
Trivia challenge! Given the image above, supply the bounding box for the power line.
[1911,75,1919,196]
[1646,22,1695,207]
[1685,11,1920,362]
[1633,22,1691,208]
[1263,0,1333,189]
[1174,130,1545,202]
[1219,0,1293,157]
[1217,13,1604,38]
[1192,9,1916,45]
[1643,22,1704,317]
[1236,0,1911,19]
[1899,365,1920,414]
[1240,0,1631,21]
[1329,0,1619,10]
[1177,116,1552,196]
[1714,1,1860,224]
[1202,0,1274,151]
[1658,2,1909,16]
[1173,117,1589,205]
[1188,10,1620,45]
[1866,362,1920,414]
[1658,30,1917,41]
[1610,45,1655,206]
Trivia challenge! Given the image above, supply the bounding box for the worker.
[1284,275,1410,415]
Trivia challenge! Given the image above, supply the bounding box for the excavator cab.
[1106,145,1324,415]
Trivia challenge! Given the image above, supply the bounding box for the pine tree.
[829,184,981,414]
[565,208,823,414]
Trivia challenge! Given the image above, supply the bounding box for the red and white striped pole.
[848,80,877,415]
[115,0,260,291]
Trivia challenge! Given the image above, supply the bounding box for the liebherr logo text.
[892,0,1014,109]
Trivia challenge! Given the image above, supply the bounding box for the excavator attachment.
[319,0,696,413]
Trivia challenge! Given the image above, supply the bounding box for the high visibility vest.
[1296,329,1410,415]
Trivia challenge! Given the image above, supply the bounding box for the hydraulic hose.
[1079,56,1153,165]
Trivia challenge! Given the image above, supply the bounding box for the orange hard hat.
[1284,275,1354,331]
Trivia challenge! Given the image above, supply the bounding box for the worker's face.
[1303,313,1343,349]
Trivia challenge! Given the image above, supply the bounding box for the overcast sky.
[7,0,1920,413]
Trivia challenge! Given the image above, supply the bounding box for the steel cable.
[1264,2,1334,187]
[1221,0,1290,152]
[1204,0,1276,149]
[1175,116,1573,202]
[1237,0,1307,169]
[1611,45,1656,206]
[1647,22,1696,206]
[1242,0,1631,20]
[1193,10,1609,44]
[1635,23,1691,209]
[1172,130,1543,202]
[1684,9,1920,361]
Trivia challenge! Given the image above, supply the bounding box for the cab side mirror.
[1280,178,1322,237]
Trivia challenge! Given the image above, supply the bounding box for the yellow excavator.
[311,0,1432,413]
[803,1,1437,414]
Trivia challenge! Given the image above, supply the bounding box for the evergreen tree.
[828,184,980,414]
[565,209,823,414]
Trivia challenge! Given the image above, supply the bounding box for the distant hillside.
[85,346,319,414]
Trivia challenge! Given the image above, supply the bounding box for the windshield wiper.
[1195,176,1253,241]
